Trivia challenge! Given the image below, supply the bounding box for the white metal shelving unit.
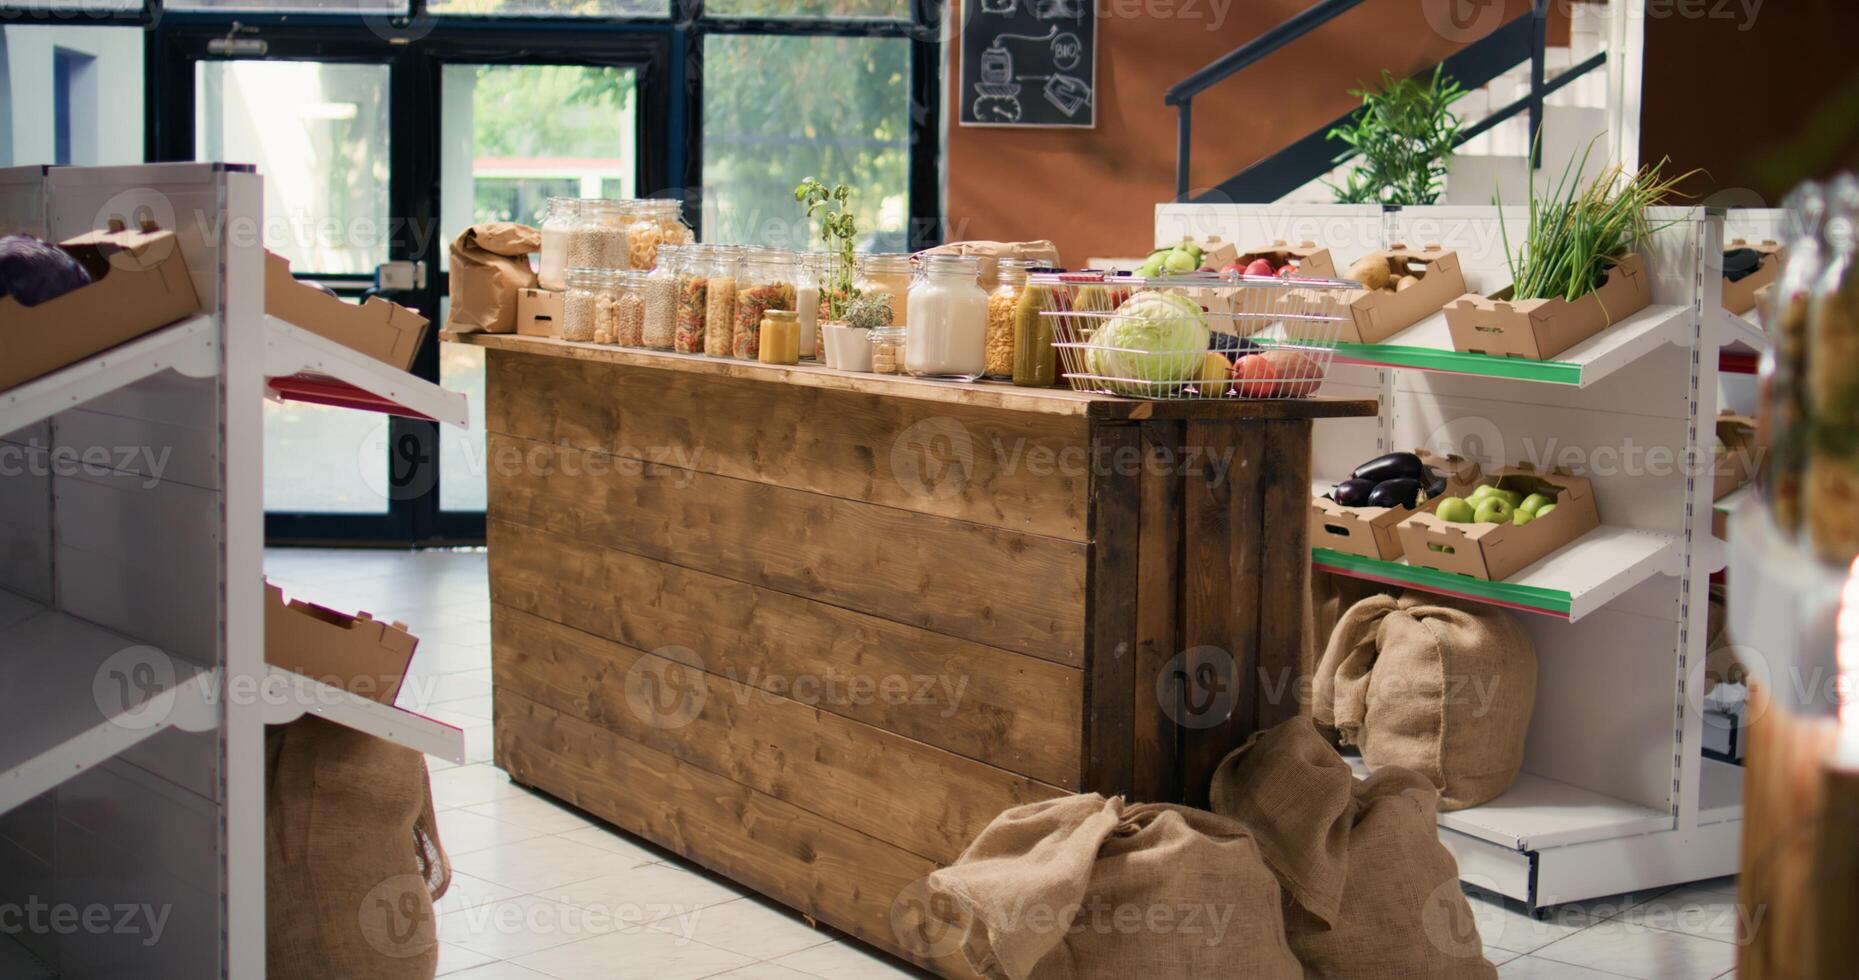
[1158,202,1777,911]
[0,163,467,979]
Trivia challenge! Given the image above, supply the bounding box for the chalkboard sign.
[957,0,1097,129]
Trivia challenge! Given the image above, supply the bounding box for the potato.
[1347,254,1392,291]
[1396,275,1421,293]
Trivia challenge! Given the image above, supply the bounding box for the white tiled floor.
[266,547,1747,980]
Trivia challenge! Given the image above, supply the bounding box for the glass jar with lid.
[672,244,709,354]
[857,253,915,329]
[795,252,824,360]
[561,268,605,343]
[905,254,988,381]
[643,245,681,350]
[566,199,632,271]
[870,325,906,375]
[985,259,1031,379]
[1759,183,1831,536]
[734,249,799,360]
[1012,278,1059,387]
[537,197,579,291]
[1803,176,1859,563]
[758,310,802,365]
[612,270,649,347]
[703,246,742,358]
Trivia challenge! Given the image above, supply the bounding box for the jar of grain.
[561,268,604,343]
[643,246,680,350]
[672,244,708,354]
[703,246,742,358]
[795,251,824,359]
[906,254,988,381]
[537,197,578,291]
[734,250,798,360]
[611,270,649,347]
[857,253,914,329]
[985,259,1030,379]
[567,199,632,271]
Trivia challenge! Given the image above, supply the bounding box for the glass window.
[196,60,391,276]
[1,26,144,167]
[167,0,404,11]
[702,34,910,250]
[426,0,662,17]
[706,0,907,16]
[263,400,392,514]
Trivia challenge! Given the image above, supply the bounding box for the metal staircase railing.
[1167,1,1606,203]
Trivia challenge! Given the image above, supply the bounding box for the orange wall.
[943,0,1536,263]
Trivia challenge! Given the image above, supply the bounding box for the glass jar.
[870,325,906,375]
[759,310,802,365]
[673,244,709,354]
[795,252,824,360]
[985,259,1030,379]
[611,270,649,347]
[703,246,742,358]
[905,254,988,381]
[642,246,680,350]
[1759,183,1830,536]
[1012,279,1059,387]
[561,268,605,343]
[567,199,632,271]
[857,253,915,329]
[734,249,799,360]
[537,197,579,291]
[1803,176,1859,564]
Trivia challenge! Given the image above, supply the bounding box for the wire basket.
[1029,271,1360,400]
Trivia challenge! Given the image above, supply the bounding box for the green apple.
[1512,508,1536,526]
[1138,256,1165,278]
[1434,497,1475,524]
[1163,249,1199,273]
[1535,503,1557,518]
[1519,492,1555,514]
[1468,485,1500,501]
[1473,497,1514,523]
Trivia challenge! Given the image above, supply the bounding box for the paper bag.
[446,222,540,334]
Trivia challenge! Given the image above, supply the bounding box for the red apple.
[1262,349,1322,397]
[1230,354,1280,398]
[1242,258,1276,279]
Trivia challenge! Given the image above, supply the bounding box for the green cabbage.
[1086,290,1210,395]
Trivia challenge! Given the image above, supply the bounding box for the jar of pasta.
[642,249,679,350]
[735,249,799,361]
[567,199,631,271]
[703,246,742,358]
[561,268,604,343]
[537,197,578,291]
[857,253,914,329]
[671,244,708,354]
[985,259,1030,379]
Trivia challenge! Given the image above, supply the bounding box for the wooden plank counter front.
[448,332,1377,975]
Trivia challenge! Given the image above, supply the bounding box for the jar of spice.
[857,253,915,329]
[642,247,680,350]
[561,267,605,343]
[758,310,802,365]
[985,259,1030,379]
[906,254,988,381]
[672,244,708,354]
[734,249,798,360]
[567,199,632,271]
[703,246,742,357]
[537,197,578,291]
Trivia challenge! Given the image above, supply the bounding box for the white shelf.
[0,595,220,817]
[1711,306,1767,355]
[1698,758,1745,825]
[1332,303,1692,387]
[263,316,470,429]
[0,315,218,437]
[1347,756,1671,851]
[260,665,466,763]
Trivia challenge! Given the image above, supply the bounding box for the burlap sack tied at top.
[920,794,1300,980]
[1312,591,1537,811]
[1210,717,1496,980]
[446,222,540,334]
[267,717,451,980]
[916,240,1062,292]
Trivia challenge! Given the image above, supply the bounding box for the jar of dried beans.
[642,248,679,350]
[610,270,648,347]
[734,250,799,361]
[561,268,605,343]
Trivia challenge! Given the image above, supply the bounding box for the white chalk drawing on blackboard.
[1034,0,1085,20]
[1051,31,1083,70]
[979,0,1016,13]
[1019,74,1093,117]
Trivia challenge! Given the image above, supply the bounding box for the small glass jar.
[642,246,680,350]
[758,310,802,365]
[905,254,988,381]
[537,197,579,291]
[567,199,632,270]
[870,325,907,375]
[703,246,742,358]
[985,259,1030,379]
[857,253,915,329]
[561,267,605,343]
[672,244,709,354]
[795,252,824,360]
[612,270,649,347]
[735,249,799,360]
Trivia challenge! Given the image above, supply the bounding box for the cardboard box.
[1337,245,1468,344]
[1396,464,1602,581]
[265,251,429,372]
[517,287,564,338]
[264,581,419,706]
[1310,451,1483,561]
[1444,252,1652,360]
[1722,239,1783,317]
[1233,240,1338,279]
[0,223,202,392]
[1713,412,1759,501]
[1173,234,1239,272]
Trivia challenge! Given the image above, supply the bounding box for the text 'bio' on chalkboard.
[958,0,1098,129]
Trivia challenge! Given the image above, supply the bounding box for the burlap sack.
[1306,573,1392,739]
[916,240,1062,292]
[922,794,1300,980]
[1312,591,1536,810]
[267,717,451,980]
[446,222,540,334]
[1210,718,1496,979]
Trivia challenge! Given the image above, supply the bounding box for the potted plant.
[823,292,893,373]
[1326,67,1465,207]
[795,177,861,327]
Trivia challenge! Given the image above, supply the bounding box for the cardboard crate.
[1444,252,1652,360]
[1723,239,1782,317]
[1310,451,1483,561]
[265,251,429,372]
[517,287,563,338]
[1337,245,1468,344]
[0,223,201,392]
[264,581,419,706]
[1173,234,1239,272]
[1714,412,1759,501]
[1233,240,1338,279]
[1396,464,1602,582]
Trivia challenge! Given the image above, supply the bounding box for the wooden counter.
[450,332,1376,974]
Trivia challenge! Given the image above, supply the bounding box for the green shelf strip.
[1312,547,1575,617]
[1333,342,1584,386]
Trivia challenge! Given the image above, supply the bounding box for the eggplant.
[1366,478,1422,510]
[1423,468,1450,499]
[1351,451,1424,484]
[1722,248,1762,282]
[1331,478,1376,507]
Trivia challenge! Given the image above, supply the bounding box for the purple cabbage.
[0,235,92,307]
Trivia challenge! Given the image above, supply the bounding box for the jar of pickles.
[703,246,742,358]
[537,197,578,291]
[561,267,605,343]
[671,244,708,354]
[857,253,914,329]
[566,199,632,270]
[985,259,1030,379]
[642,248,679,350]
[734,250,799,360]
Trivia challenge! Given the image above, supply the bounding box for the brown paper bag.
[1211,718,1496,979]
[917,240,1062,292]
[922,794,1300,980]
[446,222,540,334]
